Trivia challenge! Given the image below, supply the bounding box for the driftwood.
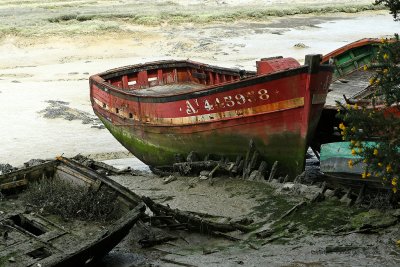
[142,196,251,234]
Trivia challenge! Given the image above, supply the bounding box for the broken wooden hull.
[0,157,145,267]
[90,56,333,177]
[322,38,381,81]
[319,142,389,190]
[322,38,383,109]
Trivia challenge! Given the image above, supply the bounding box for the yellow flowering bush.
[336,34,400,195]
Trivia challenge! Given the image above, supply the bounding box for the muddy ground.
[93,157,400,267]
[1,0,400,266]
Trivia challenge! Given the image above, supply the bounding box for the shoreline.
[0,1,385,39]
[0,2,398,167]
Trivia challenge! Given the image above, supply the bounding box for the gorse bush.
[336,35,400,194]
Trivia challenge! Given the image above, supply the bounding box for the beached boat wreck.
[0,157,145,267]
[315,38,397,145]
[319,142,392,192]
[89,55,333,178]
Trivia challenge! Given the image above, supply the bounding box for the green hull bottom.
[100,118,307,178]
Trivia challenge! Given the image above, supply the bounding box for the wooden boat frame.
[0,157,145,267]
[90,55,333,178]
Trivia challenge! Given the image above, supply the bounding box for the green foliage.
[336,35,400,194]
[375,0,400,20]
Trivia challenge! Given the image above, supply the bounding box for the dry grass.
[22,177,119,222]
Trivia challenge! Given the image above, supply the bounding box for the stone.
[282,182,295,191]
[199,170,210,180]
[248,170,265,181]
[294,43,309,48]
[324,189,335,198]
[339,195,352,206]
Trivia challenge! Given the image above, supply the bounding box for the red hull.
[89,56,333,178]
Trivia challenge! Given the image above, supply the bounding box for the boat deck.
[130,82,207,96]
[325,70,374,108]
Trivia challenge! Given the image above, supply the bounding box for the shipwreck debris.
[142,196,252,235]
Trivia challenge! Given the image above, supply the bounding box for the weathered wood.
[234,160,244,175]
[212,231,242,241]
[186,151,200,162]
[283,175,290,183]
[278,201,307,221]
[139,235,178,248]
[243,140,256,179]
[142,196,251,234]
[355,184,366,205]
[255,228,274,239]
[258,161,268,176]
[208,164,220,179]
[173,160,233,176]
[249,151,259,173]
[268,161,278,182]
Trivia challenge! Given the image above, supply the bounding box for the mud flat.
[1,11,399,166]
[1,2,400,265]
[95,159,399,267]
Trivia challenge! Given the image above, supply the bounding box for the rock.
[271,179,279,184]
[248,170,265,182]
[162,175,177,184]
[324,189,335,198]
[282,182,295,191]
[24,159,46,167]
[0,163,15,175]
[8,257,15,262]
[294,43,309,48]
[91,124,105,129]
[199,170,210,180]
[340,195,352,206]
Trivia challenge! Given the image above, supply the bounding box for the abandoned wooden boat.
[0,157,145,267]
[322,38,382,109]
[314,38,395,146]
[89,55,333,178]
[319,142,389,190]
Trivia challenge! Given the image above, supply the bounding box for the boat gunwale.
[321,38,381,63]
[0,157,145,267]
[90,60,333,103]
